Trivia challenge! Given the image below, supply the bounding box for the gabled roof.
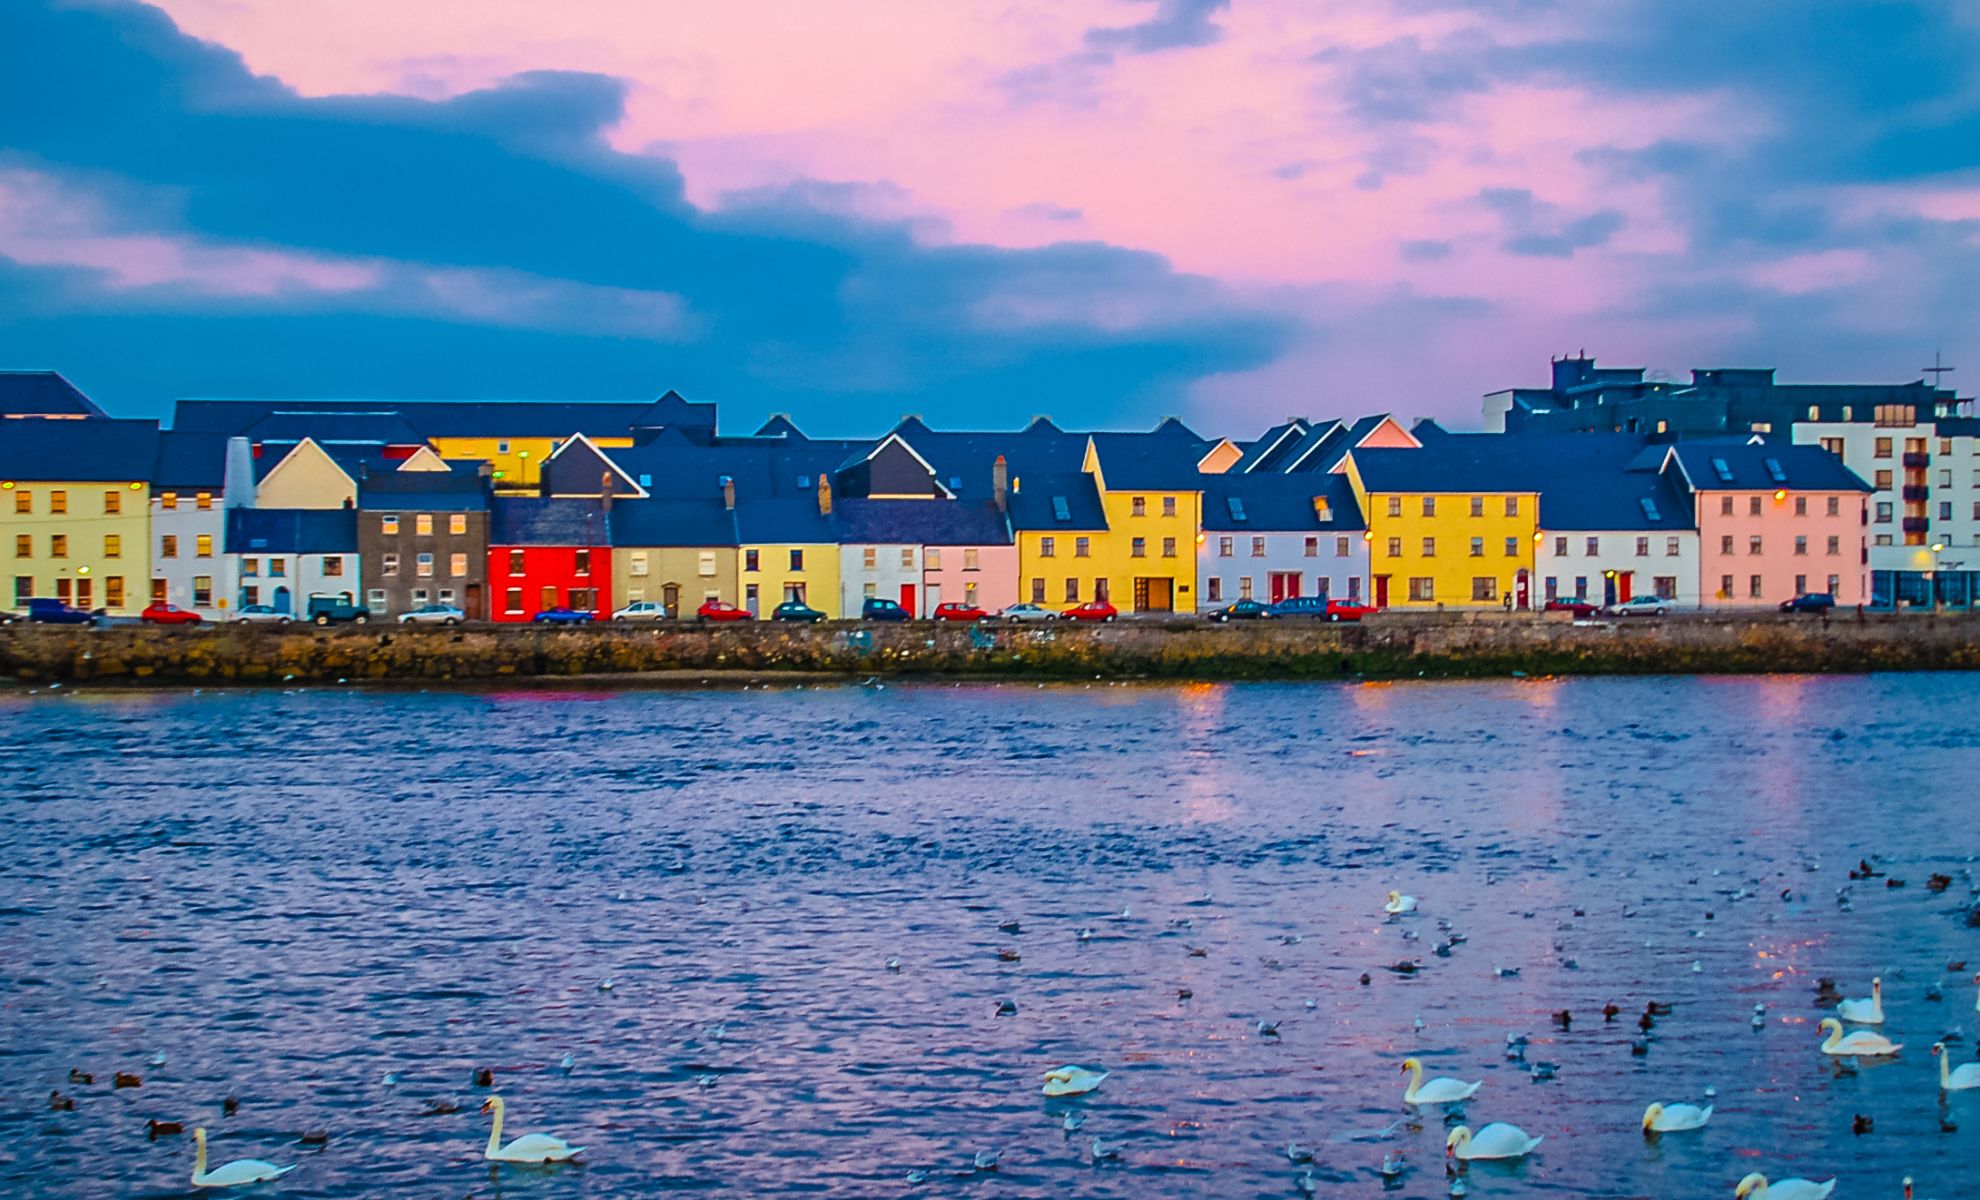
[832,498,1012,546]
[0,371,105,418]
[1200,472,1365,532]
[0,417,159,482]
[357,468,490,512]
[1234,420,1316,472]
[543,432,649,498]
[244,410,429,446]
[151,430,231,490]
[489,497,612,545]
[608,497,739,547]
[1007,472,1107,532]
[1665,442,1872,493]
[251,438,389,484]
[1085,432,1215,491]
[1348,437,1544,494]
[754,414,805,439]
[224,507,359,554]
[1508,433,1694,531]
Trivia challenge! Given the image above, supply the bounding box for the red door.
[1269,572,1300,602]
[1373,575,1390,608]
[899,583,916,615]
[1617,572,1633,603]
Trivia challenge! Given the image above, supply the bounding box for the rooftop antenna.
[1923,350,1955,387]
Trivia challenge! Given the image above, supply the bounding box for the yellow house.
[1076,433,1207,612]
[1010,474,1110,609]
[1340,444,1539,609]
[1,418,158,614]
[734,479,842,617]
[609,496,741,616]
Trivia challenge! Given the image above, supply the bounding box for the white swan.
[1641,1101,1712,1133]
[1384,890,1418,915]
[1934,1042,1980,1091]
[1819,1017,1901,1056]
[1445,1123,1541,1160]
[1837,976,1884,1024]
[481,1095,583,1163]
[191,1128,295,1189]
[1734,1172,1835,1200]
[1042,1066,1108,1097]
[1401,1057,1481,1104]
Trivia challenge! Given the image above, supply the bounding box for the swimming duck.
[1819,1017,1900,1056]
[1401,1058,1482,1105]
[1934,1042,1980,1090]
[1838,977,1885,1024]
[480,1095,583,1163]
[1042,1066,1108,1097]
[1642,1102,1711,1133]
[1445,1123,1542,1160]
[148,1119,184,1139]
[48,1091,75,1112]
[191,1128,295,1189]
[1733,1172,1834,1200]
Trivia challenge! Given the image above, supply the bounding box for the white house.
[1531,435,1702,608]
[1196,474,1369,610]
[149,431,234,616]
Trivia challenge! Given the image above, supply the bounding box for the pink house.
[1665,443,1871,607]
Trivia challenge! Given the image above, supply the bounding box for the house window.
[1471,577,1497,602]
[1875,437,1892,457]
[630,551,649,576]
[789,549,804,570]
[103,489,120,515]
[1251,537,1265,557]
[1387,497,1402,517]
[1666,537,1680,556]
[1040,537,1056,558]
[196,492,212,511]
[1031,578,1046,603]
[1206,577,1223,602]
[1346,577,1361,601]
[1239,577,1253,600]
[1720,535,1734,555]
[1794,574,1807,595]
[1421,497,1435,517]
[1635,537,1649,557]
[1585,537,1599,556]
[1162,497,1176,516]
[1574,576,1589,600]
[900,547,914,569]
[1877,534,1893,546]
[323,556,343,577]
[450,553,468,577]
[498,441,510,454]
[1386,537,1402,557]
[1794,496,1807,516]
[381,514,400,535]
[1504,497,1518,516]
[509,549,526,575]
[574,549,591,575]
[1131,497,1146,516]
[12,490,27,514]
[1826,497,1840,516]
[1749,496,1764,516]
[1942,501,1955,520]
[439,588,456,606]
[1749,536,1763,555]
[1719,574,1733,599]
[192,575,212,606]
[1654,576,1676,599]
[964,549,979,570]
[863,582,877,598]
[1314,500,1333,522]
[104,534,121,558]
[540,586,559,610]
[49,490,66,514]
[383,553,400,576]
[505,588,523,613]
[1875,502,1893,523]
[12,534,28,558]
[926,549,942,570]
[1720,496,1733,516]
[1874,470,1893,490]
[1216,537,1231,557]
[241,584,258,607]
[861,546,878,569]
[49,534,67,558]
[785,583,807,604]
[1749,575,1764,598]
[1470,497,1484,517]
[1553,536,1567,556]
[1335,536,1349,557]
[745,549,760,572]
[450,514,467,535]
[698,551,716,576]
[411,588,430,606]
[1408,577,1435,601]
[416,514,434,536]
[1469,537,1484,557]
[244,557,260,577]
[1503,537,1517,557]
[1820,438,1844,456]
[1793,536,1807,556]
[1827,574,1840,595]
[1544,576,1558,601]
[1304,537,1318,557]
[1162,537,1177,558]
[1421,537,1436,557]
[155,491,176,510]
[1824,536,1840,556]
[1131,537,1146,558]
[1074,537,1089,558]
[269,559,286,578]
[1064,578,1079,602]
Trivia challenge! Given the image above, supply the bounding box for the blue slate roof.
[245,410,430,446]
[0,371,105,418]
[1087,426,1215,490]
[609,497,740,547]
[1232,420,1317,472]
[1515,434,1693,531]
[150,430,230,489]
[1350,437,1547,494]
[250,440,396,483]
[357,468,490,512]
[172,393,715,438]
[489,497,612,545]
[1666,441,1872,493]
[224,507,359,554]
[1007,473,1107,531]
[832,499,1012,546]
[1201,472,1365,532]
[0,417,158,482]
[733,497,835,544]
[612,439,865,502]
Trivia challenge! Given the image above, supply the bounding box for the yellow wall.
[612,546,737,613]
[1344,460,1537,609]
[1015,527,1108,608]
[3,480,152,613]
[434,436,633,494]
[256,440,356,509]
[1075,442,1201,612]
[738,543,841,617]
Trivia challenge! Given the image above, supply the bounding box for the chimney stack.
[600,470,615,514]
[721,475,735,510]
[992,455,1008,513]
[817,473,833,516]
[222,436,257,510]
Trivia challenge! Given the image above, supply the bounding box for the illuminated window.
[416,514,434,536]
[50,490,67,514]
[103,490,120,515]
[449,514,467,535]
[381,514,400,535]
[161,535,177,558]
[12,491,28,514]
[450,553,468,577]
[195,492,212,511]
[50,534,67,558]
[104,534,121,558]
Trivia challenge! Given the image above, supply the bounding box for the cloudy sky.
[1,0,1975,434]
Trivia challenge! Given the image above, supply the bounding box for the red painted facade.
[487,544,612,621]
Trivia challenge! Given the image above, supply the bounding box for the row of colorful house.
[1,371,1878,621]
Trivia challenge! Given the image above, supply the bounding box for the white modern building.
[1793,416,1980,603]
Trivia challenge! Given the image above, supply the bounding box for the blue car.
[26,597,96,625]
[1265,596,1329,619]
[532,606,595,625]
[861,597,910,622]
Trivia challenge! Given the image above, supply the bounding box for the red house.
[488,497,613,620]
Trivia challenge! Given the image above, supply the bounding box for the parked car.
[611,601,669,622]
[233,604,293,625]
[996,602,1058,622]
[1265,596,1331,619]
[1780,592,1837,614]
[771,600,827,623]
[861,597,911,622]
[399,603,466,625]
[306,594,372,625]
[696,599,754,622]
[26,597,94,625]
[931,602,990,622]
[1544,597,1603,618]
[139,602,203,626]
[532,606,595,625]
[1206,599,1273,622]
[1062,600,1119,622]
[1323,598,1380,622]
[1608,595,1669,617]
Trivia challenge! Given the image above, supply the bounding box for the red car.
[1543,598,1602,618]
[696,599,754,622]
[931,602,990,622]
[1324,599,1379,622]
[1062,600,1119,622]
[140,602,203,625]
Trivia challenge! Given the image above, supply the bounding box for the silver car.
[997,602,1058,622]
[233,604,293,625]
[611,601,670,621]
[398,603,466,625]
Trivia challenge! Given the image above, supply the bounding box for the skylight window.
[1227,496,1248,522]
[1763,457,1787,483]
[1052,496,1071,522]
[1639,496,1661,522]
[1711,457,1734,483]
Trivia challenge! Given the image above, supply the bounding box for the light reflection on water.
[1,676,1977,1198]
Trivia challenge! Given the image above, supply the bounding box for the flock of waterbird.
[36,862,1980,1193]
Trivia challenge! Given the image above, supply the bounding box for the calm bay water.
[1,676,1977,1198]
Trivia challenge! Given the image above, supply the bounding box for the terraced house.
[1341,440,1540,610]
[357,467,492,617]
[1198,472,1368,608]
[1,417,157,615]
